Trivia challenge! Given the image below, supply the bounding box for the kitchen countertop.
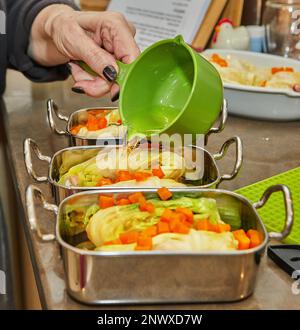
[2,69,300,310]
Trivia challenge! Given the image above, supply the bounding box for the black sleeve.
[6,0,79,82]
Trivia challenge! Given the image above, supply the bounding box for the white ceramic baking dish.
[202,49,300,121]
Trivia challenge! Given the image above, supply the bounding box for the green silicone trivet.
[236,167,300,244]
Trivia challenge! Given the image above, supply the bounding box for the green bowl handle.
[75,60,130,87]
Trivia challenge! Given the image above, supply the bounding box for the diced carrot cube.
[116,198,131,206]
[157,187,173,201]
[208,222,219,233]
[116,170,134,182]
[169,214,189,234]
[97,117,108,129]
[128,192,145,204]
[217,223,231,233]
[176,207,194,224]
[99,195,114,209]
[170,219,189,234]
[233,230,251,250]
[134,171,152,182]
[140,201,155,213]
[119,231,139,244]
[169,217,181,232]
[157,221,170,234]
[160,209,174,223]
[247,229,263,248]
[183,220,193,228]
[135,236,152,250]
[152,167,165,179]
[142,226,157,237]
[196,219,209,231]
[86,115,99,131]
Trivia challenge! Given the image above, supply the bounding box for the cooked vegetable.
[59,149,99,176]
[205,53,300,91]
[119,231,139,244]
[86,194,227,248]
[128,192,145,204]
[136,236,153,251]
[151,197,222,224]
[271,67,294,75]
[70,109,124,139]
[99,196,114,209]
[176,207,194,224]
[116,198,131,206]
[61,203,99,236]
[63,191,263,253]
[58,147,187,188]
[96,230,238,252]
[139,201,155,213]
[157,187,173,201]
[157,221,170,234]
[86,204,158,246]
[142,225,157,238]
[247,229,263,248]
[233,229,251,250]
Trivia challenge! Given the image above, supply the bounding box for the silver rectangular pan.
[47,99,228,147]
[47,99,125,147]
[24,136,242,204]
[25,185,293,305]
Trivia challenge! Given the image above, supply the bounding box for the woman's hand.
[30,5,140,99]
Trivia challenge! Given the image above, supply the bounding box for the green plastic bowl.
[79,35,223,139]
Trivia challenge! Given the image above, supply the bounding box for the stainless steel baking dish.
[47,99,228,147]
[47,99,124,147]
[24,136,242,204]
[25,185,293,305]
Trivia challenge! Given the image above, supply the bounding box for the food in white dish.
[205,53,300,91]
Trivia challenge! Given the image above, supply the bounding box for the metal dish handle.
[24,138,51,182]
[214,136,243,183]
[205,99,228,144]
[253,184,294,241]
[47,99,69,136]
[25,185,58,241]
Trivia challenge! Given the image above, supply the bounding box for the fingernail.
[111,92,120,102]
[103,65,117,82]
[72,87,85,94]
[66,63,72,74]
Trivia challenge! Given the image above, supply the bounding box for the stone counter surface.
[2,70,300,309]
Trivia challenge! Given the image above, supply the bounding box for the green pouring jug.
[79,35,223,139]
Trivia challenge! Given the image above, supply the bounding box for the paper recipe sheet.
[108,0,211,50]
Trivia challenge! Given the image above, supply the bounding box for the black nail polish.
[111,92,120,102]
[103,65,117,82]
[72,87,85,94]
[66,63,72,74]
